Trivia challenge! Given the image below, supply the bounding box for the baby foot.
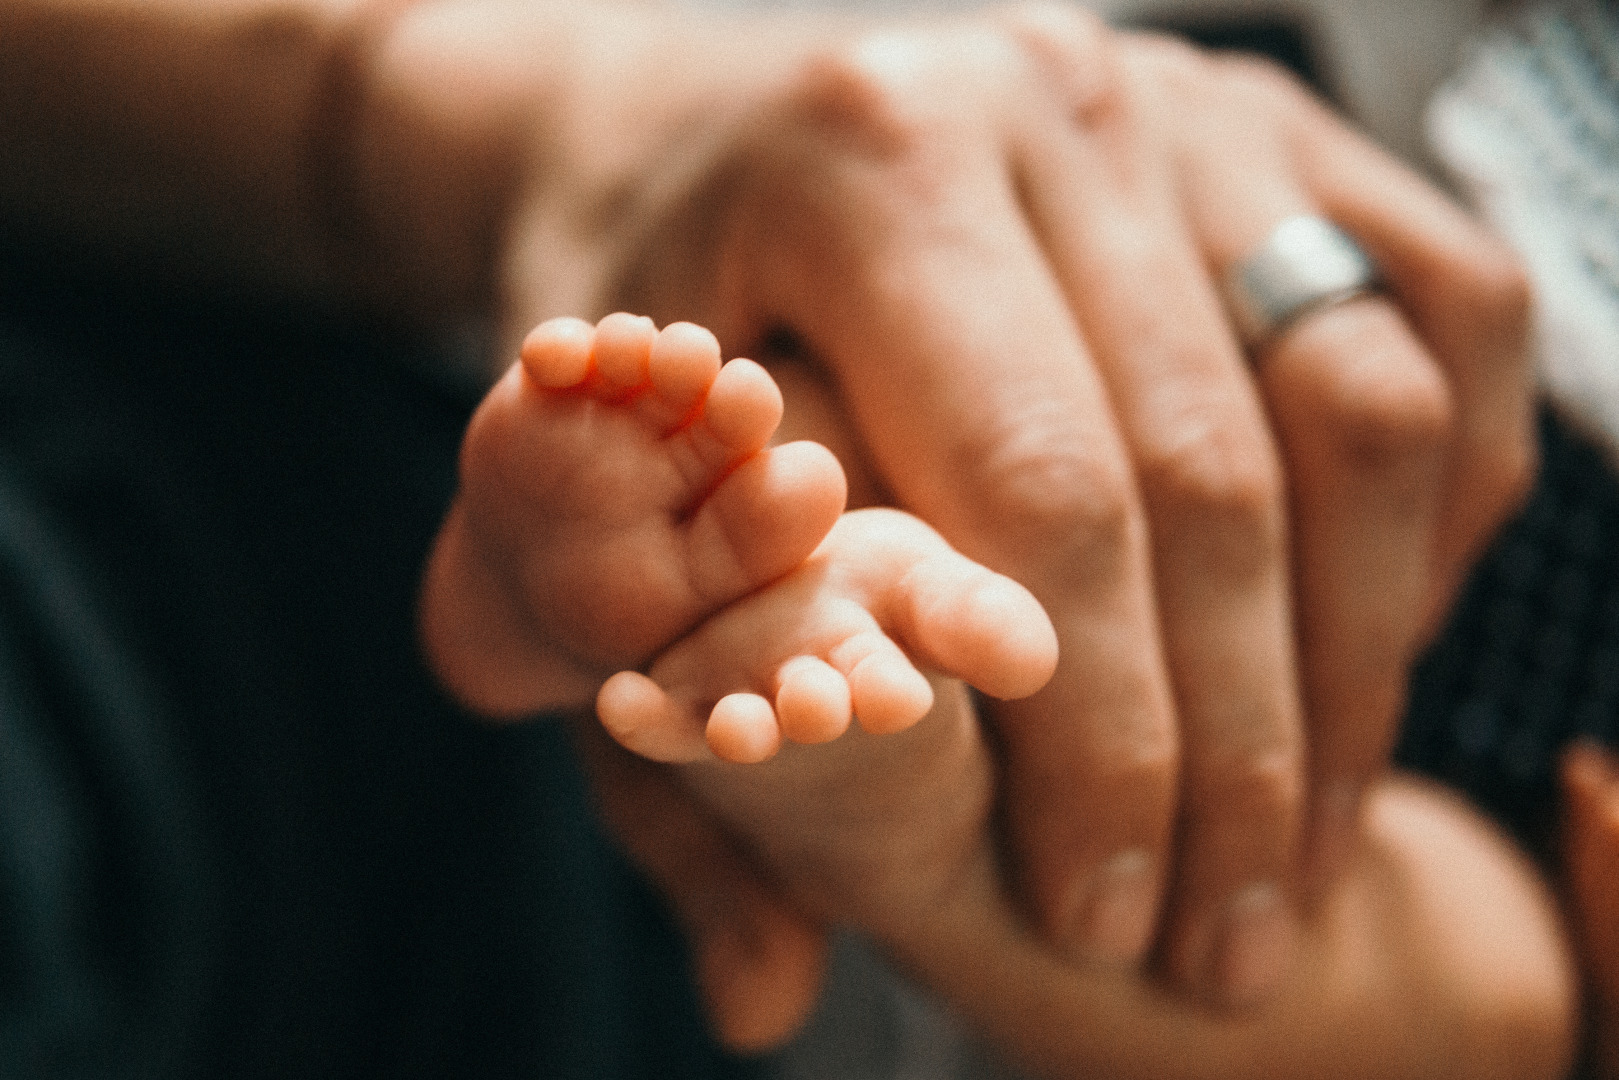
[597,507,1058,764]
[420,313,846,716]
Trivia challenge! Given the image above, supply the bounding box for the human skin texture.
[382,1,1538,1014]
[581,690,1577,1079]
[1564,742,1619,1077]
[420,312,1058,761]
[0,0,1551,1062]
[611,349,1573,1077]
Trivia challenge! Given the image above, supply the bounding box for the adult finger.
[1180,54,1456,897]
[569,717,829,1052]
[1561,741,1619,1079]
[1013,22,1304,1005]
[724,24,1180,970]
[1295,86,1536,622]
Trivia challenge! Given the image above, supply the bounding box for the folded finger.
[1179,58,1453,901]
[1294,77,1535,618]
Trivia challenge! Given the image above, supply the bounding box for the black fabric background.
[0,261,760,1079]
[1399,410,1619,859]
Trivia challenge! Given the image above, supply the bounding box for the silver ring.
[1222,215,1379,349]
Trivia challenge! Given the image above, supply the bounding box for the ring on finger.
[1222,215,1380,350]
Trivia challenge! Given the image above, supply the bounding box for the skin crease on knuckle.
[784,20,1020,168]
[996,0,1123,128]
[776,5,1132,224]
[788,45,933,164]
[712,32,1014,338]
[1180,742,1304,855]
[1135,408,1287,584]
[609,26,987,345]
[1278,308,1456,479]
[950,401,1143,595]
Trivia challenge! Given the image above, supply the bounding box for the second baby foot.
[420,313,846,715]
[596,507,1059,763]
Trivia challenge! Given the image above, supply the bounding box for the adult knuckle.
[1112,31,1207,109]
[980,448,1136,556]
[1000,0,1108,55]
[1116,727,1182,793]
[789,37,937,157]
[1469,239,1533,341]
[959,412,1140,577]
[1137,418,1283,567]
[1305,337,1455,469]
[1187,743,1302,824]
[1000,2,1123,120]
[1073,724,1181,816]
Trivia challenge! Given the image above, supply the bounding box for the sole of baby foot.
[595,508,1056,765]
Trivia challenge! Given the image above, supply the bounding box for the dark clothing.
[0,265,757,1079]
[1400,410,1619,859]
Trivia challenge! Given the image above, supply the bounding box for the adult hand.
[0,0,1540,1053]
[515,3,1532,1009]
[890,774,1574,1080]
[1563,742,1619,1077]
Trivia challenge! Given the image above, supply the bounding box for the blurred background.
[685,0,1494,166]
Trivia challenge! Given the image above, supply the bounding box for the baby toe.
[598,671,710,764]
[707,693,782,764]
[899,557,1059,701]
[641,322,725,431]
[591,312,657,395]
[520,317,595,389]
[939,573,1059,700]
[775,656,852,745]
[694,358,784,464]
[843,639,933,736]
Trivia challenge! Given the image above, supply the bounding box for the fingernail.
[1307,782,1363,899]
[1210,882,1295,1007]
[1064,850,1158,967]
